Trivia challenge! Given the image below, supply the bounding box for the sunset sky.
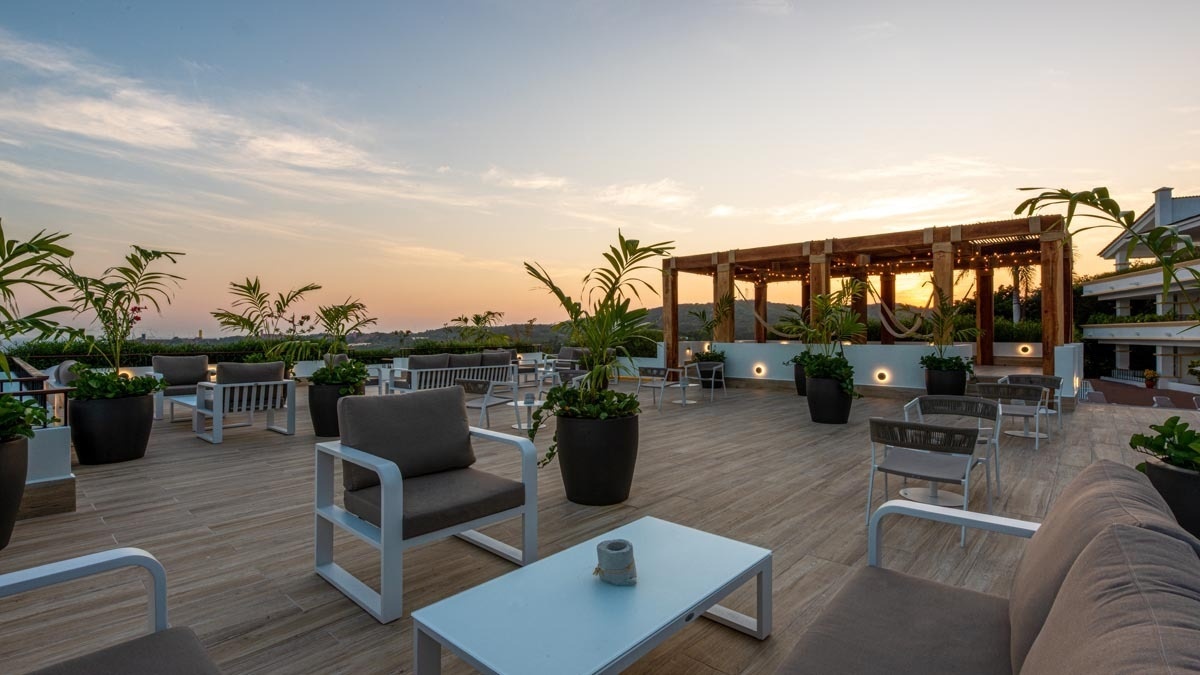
[1,1,1198,337]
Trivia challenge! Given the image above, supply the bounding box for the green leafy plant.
[269,298,377,367]
[0,395,54,442]
[691,349,726,363]
[50,246,184,399]
[687,293,733,340]
[524,232,673,466]
[310,359,369,396]
[210,277,321,338]
[1130,416,1200,472]
[529,386,640,467]
[448,310,509,345]
[0,220,79,374]
[784,352,813,367]
[69,365,163,400]
[803,353,860,398]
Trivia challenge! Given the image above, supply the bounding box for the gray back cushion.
[1020,524,1200,674]
[480,351,511,367]
[56,360,79,386]
[215,361,285,384]
[448,352,481,368]
[338,387,476,490]
[328,353,349,366]
[409,354,449,370]
[1009,460,1200,671]
[152,355,209,386]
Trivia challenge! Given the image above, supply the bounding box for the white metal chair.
[1153,396,1176,408]
[977,382,1050,450]
[999,374,1063,431]
[0,548,219,673]
[903,395,1003,495]
[696,362,727,401]
[314,387,537,624]
[866,418,986,547]
[457,375,515,427]
[635,366,671,411]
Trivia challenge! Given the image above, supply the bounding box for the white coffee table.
[412,516,772,674]
[507,399,544,430]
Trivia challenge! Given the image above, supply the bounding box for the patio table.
[667,363,703,406]
[412,516,772,674]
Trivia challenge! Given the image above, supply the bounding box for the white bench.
[167,380,296,444]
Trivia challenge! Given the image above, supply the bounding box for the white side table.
[507,399,544,430]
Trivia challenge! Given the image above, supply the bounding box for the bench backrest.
[213,381,292,414]
[411,364,514,391]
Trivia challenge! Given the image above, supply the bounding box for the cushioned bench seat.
[30,627,219,675]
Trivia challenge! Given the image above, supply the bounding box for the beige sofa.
[781,460,1200,673]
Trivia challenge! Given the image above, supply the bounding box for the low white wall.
[687,341,973,390]
[1054,343,1085,398]
[27,426,72,485]
[994,342,1042,359]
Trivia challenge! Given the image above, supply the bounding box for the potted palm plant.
[797,280,866,424]
[1129,416,1200,537]
[917,285,979,396]
[272,299,376,437]
[777,306,816,396]
[52,246,183,464]
[526,232,673,505]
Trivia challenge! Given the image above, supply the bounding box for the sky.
[1,0,1198,338]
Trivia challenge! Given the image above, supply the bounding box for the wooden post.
[753,282,768,343]
[802,277,812,319]
[879,272,896,345]
[714,262,735,343]
[1040,233,1065,375]
[662,263,679,369]
[809,253,829,320]
[975,267,994,366]
[1062,243,1074,344]
[850,270,868,344]
[932,242,954,304]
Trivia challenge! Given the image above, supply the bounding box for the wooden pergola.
[662,215,1072,375]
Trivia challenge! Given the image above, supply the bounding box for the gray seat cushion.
[215,361,284,384]
[151,355,209,386]
[876,448,974,483]
[162,383,201,397]
[30,626,220,675]
[409,354,449,370]
[1021,524,1200,674]
[343,467,525,539]
[338,387,475,490]
[780,566,1010,675]
[448,352,482,368]
[1008,459,1200,672]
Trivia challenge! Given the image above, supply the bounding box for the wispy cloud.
[597,178,696,211]
[850,21,898,41]
[832,188,975,222]
[708,204,741,218]
[737,0,795,16]
[483,167,569,190]
[830,155,1017,181]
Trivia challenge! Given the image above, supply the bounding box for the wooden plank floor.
[0,383,1178,674]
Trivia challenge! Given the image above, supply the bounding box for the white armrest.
[196,381,215,391]
[470,427,538,487]
[0,547,169,632]
[868,500,1040,567]
[902,398,919,421]
[315,441,403,489]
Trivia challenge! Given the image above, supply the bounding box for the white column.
[1115,299,1131,317]
[1115,345,1131,370]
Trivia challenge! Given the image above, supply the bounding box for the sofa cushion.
[1009,460,1200,671]
[338,387,475,490]
[1021,524,1200,674]
[215,361,284,384]
[162,383,201,397]
[408,354,448,370]
[780,566,1010,675]
[448,352,481,368]
[480,351,512,367]
[343,467,525,539]
[152,355,209,386]
[30,626,220,675]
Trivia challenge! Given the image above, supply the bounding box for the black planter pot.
[0,437,28,550]
[554,415,639,505]
[794,364,807,396]
[70,395,154,465]
[696,362,721,388]
[925,369,968,396]
[1143,460,1200,538]
[806,377,852,424]
[309,383,363,438]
